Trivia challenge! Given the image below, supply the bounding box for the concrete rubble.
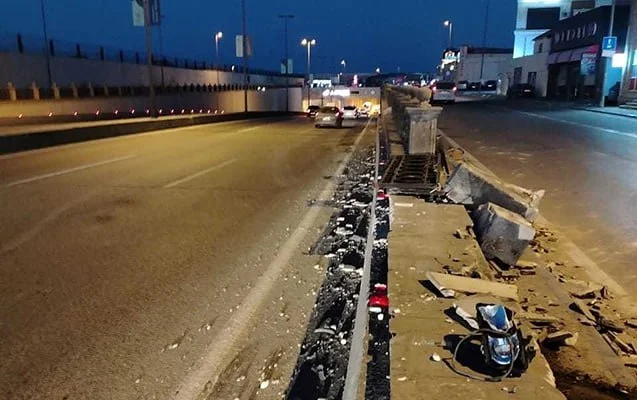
[473,202,536,266]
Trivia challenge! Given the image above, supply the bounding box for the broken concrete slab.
[623,355,637,368]
[571,298,597,322]
[473,203,536,266]
[516,312,561,326]
[444,162,544,222]
[544,330,574,345]
[426,271,518,300]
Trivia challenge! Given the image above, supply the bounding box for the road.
[0,117,371,399]
[439,99,637,298]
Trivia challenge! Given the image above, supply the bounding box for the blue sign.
[602,36,617,51]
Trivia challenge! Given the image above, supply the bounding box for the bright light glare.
[216,31,223,39]
[301,38,307,46]
[612,53,627,68]
[444,20,450,26]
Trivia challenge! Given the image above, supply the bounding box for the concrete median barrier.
[0,111,301,154]
[444,161,544,222]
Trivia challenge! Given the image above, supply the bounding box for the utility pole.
[241,0,248,112]
[279,15,294,112]
[144,0,157,117]
[599,0,616,107]
[39,0,53,90]
[158,14,165,88]
[478,0,490,94]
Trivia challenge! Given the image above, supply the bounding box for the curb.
[0,111,302,155]
[573,107,637,120]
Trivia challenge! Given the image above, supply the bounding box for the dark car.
[507,83,535,99]
[468,81,481,91]
[306,105,320,118]
[482,80,497,91]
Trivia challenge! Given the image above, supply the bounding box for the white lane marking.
[173,120,372,400]
[0,191,96,255]
[163,159,238,188]
[509,109,637,139]
[236,125,266,133]
[5,155,136,187]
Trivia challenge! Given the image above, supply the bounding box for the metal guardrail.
[0,31,304,79]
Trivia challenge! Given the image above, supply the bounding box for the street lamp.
[340,59,346,85]
[214,31,223,63]
[214,31,223,84]
[301,38,316,107]
[375,67,381,74]
[444,20,453,49]
[279,14,294,112]
[39,0,53,89]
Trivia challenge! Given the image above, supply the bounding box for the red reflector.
[368,293,389,308]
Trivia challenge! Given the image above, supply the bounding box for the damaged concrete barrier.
[473,202,536,266]
[444,161,544,222]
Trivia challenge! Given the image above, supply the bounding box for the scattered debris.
[571,298,596,322]
[501,386,518,394]
[426,271,518,300]
[544,330,574,346]
[431,353,442,362]
[260,380,270,390]
[625,320,637,329]
[623,355,637,368]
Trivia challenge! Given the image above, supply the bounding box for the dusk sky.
[0,0,517,74]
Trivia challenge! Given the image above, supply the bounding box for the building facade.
[619,0,637,103]
[545,5,630,101]
[510,35,551,96]
[514,0,613,59]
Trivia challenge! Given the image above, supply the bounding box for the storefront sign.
[554,22,598,46]
[580,53,597,76]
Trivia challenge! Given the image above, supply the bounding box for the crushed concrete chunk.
[473,203,536,266]
[427,271,518,300]
[444,162,543,222]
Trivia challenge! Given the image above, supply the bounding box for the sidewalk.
[388,197,565,400]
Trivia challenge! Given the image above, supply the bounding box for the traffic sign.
[602,36,617,57]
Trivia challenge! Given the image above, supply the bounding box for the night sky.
[0,0,517,74]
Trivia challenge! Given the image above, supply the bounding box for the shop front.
[545,5,630,102]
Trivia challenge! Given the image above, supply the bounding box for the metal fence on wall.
[0,31,304,78]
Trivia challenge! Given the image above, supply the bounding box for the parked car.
[342,105,358,120]
[357,107,370,118]
[430,81,456,104]
[468,81,481,91]
[306,105,320,118]
[314,106,344,128]
[482,80,497,91]
[457,80,469,91]
[507,83,535,99]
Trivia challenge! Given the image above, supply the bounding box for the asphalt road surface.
[0,117,372,399]
[439,100,637,299]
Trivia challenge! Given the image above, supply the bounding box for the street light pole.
[215,31,223,85]
[39,0,53,90]
[341,59,346,84]
[478,0,490,94]
[279,14,294,112]
[143,0,157,118]
[241,0,248,112]
[599,0,617,107]
[301,38,316,108]
[444,20,453,50]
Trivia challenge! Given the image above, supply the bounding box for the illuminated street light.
[301,38,317,106]
[375,67,381,74]
[214,31,223,84]
[444,20,453,49]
